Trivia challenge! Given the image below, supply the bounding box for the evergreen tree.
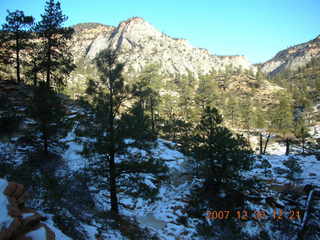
[195,74,218,111]
[294,113,310,154]
[176,73,197,122]
[254,104,266,155]
[158,92,180,141]
[28,82,66,155]
[1,10,34,83]
[224,94,239,128]
[191,106,253,189]
[81,49,167,215]
[133,64,162,133]
[34,0,74,88]
[25,0,73,158]
[271,92,294,155]
[0,95,21,137]
[239,98,253,144]
[187,106,254,236]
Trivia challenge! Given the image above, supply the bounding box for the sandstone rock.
[70,17,256,80]
[261,35,320,75]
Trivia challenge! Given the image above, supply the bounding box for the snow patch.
[25,227,46,240]
[0,179,13,231]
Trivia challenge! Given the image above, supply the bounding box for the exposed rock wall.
[261,35,320,75]
[70,17,256,78]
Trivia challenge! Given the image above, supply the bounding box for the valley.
[0,1,320,239]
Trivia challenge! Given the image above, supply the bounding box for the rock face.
[71,23,115,61]
[261,35,320,76]
[71,17,256,77]
[0,179,55,240]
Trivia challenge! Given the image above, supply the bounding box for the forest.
[0,0,320,239]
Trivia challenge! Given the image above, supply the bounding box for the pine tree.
[239,98,253,144]
[191,106,253,188]
[187,106,254,229]
[0,95,21,136]
[158,92,179,141]
[34,0,74,88]
[133,64,162,133]
[271,92,294,155]
[26,0,72,157]
[294,113,310,154]
[195,74,218,111]
[176,73,197,121]
[1,10,34,83]
[28,82,66,155]
[82,49,167,215]
[254,104,266,155]
[224,94,239,128]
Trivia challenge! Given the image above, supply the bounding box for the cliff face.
[261,35,320,76]
[70,23,115,61]
[70,17,256,77]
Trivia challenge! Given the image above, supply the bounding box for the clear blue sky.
[1,0,319,63]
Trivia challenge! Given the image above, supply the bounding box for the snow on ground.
[0,179,13,230]
[152,139,186,171]
[61,124,86,171]
[40,213,72,240]
[61,130,320,239]
[25,227,47,240]
[250,154,320,186]
[0,141,24,166]
[267,142,287,155]
[81,224,98,240]
[310,124,320,138]
[8,118,316,239]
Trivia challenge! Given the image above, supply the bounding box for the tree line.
[1,3,318,239]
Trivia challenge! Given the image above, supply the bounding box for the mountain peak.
[125,16,146,23]
[79,17,255,75]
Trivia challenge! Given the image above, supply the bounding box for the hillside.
[1,5,320,239]
[261,35,320,76]
[69,17,256,78]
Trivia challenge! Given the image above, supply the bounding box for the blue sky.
[1,0,319,63]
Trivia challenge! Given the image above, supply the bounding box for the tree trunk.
[46,38,51,87]
[285,138,290,155]
[16,38,20,83]
[263,132,271,154]
[109,152,118,215]
[259,132,263,155]
[108,80,119,215]
[150,97,155,133]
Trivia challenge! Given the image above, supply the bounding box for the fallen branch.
[295,189,314,240]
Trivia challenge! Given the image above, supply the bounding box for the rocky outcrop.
[0,179,55,240]
[70,23,115,62]
[261,35,320,75]
[70,17,256,78]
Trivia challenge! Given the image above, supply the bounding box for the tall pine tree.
[271,92,294,155]
[34,0,74,88]
[82,49,167,215]
[27,0,73,156]
[1,10,34,83]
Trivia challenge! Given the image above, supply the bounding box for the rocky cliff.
[261,35,320,76]
[70,17,256,77]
